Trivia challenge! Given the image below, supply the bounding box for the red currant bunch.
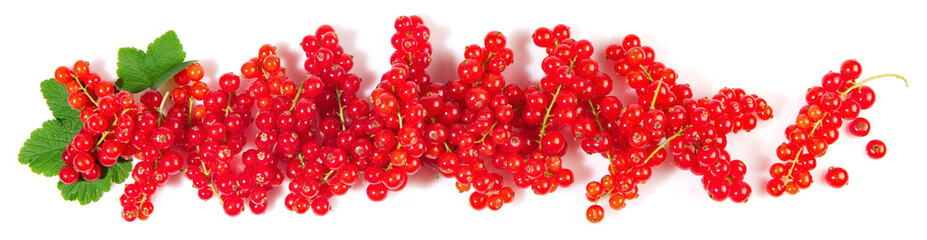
[55,61,131,186]
[361,15,434,203]
[31,15,908,224]
[176,57,260,217]
[119,62,212,221]
[278,25,366,215]
[579,35,775,223]
[433,30,520,210]
[766,59,906,197]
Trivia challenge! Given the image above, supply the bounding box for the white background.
[1,0,925,239]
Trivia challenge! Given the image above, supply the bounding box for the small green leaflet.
[18,119,79,177]
[115,30,196,93]
[18,79,80,177]
[58,159,132,205]
[41,78,79,121]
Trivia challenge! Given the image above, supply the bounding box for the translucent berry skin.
[824,167,849,188]
[766,179,785,197]
[847,117,870,137]
[840,59,862,81]
[223,196,244,217]
[728,181,751,203]
[866,139,886,159]
[586,205,604,223]
[58,166,80,185]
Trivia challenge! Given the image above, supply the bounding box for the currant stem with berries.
[766,59,906,197]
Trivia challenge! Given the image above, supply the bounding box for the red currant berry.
[469,192,488,210]
[222,196,244,216]
[262,54,281,73]
[866,139,886,159]
[58,166,80,185]
[219,72,241,93]
[186,63,205,81]
[729,181,752,203]
[824,167,849,188]
[197,188,213,201]
[849,85,876,110]
[311,197,330,216]
[840,59,862,81]
[366,183,388,202]
[72,152,95,173]
[586,205,604,223]
[766,179,785,197]
[847,117,870,137]
[67,93,88,110]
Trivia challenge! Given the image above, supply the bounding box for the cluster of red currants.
[277,16,436,215]
[52,15,908,224]
[183,44,300,217]
[278,24,367,215]
[766,59,900,196]
[55,61,132,185]
[54,61,186,221]
[432,30,522,210]
[116,87,191,221]
[571,34,776,223]
[122,61,254,221]
[360,15,434,202]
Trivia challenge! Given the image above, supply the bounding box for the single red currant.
[824,167,849,188]
[586,205,604,223]
[847,117,870,137]
[866,139,886,159]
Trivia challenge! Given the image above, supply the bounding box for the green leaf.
[146,30,185,75]
[115,30,189,93]
[115,47,149,92]
[40,78,80,121]
[110,158,132,185]
[18,119,81,177]
[58,159,132,205]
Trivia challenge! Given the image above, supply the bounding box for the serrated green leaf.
[146,30,185,75]
[18,119,81,177]
[40,78,80,121]
[115,47,151,93]
[152,60,197,90]
[115,30,189,93]
[110,157,132,184]
[58,159,132,205]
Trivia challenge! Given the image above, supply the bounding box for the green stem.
[187,99,194,126]
[594,188,613,205]
[156,92,171,123]
[96,131,110,146]
[606,152,617,173]
[784,112,827,180]
[839,73,908,98]
[72,75,99,107]
[643,125,689,165]
[335,90,347,131]
[288,78,308,112]
[199,160,223,205]
[321,170,336,183]
[223,92,234,117]
[537,85,564,150]
[639,65,661,110]
[480,52,497,70]
[475,122,498,144]
[587,100,605,131]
